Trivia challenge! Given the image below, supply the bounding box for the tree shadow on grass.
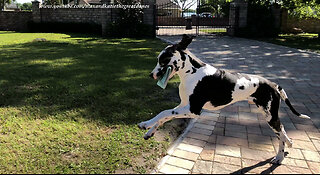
[0,36,177,126]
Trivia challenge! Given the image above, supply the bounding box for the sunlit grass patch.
[200,28,227,34]
[258,33,320,53]
[0,31,179,173]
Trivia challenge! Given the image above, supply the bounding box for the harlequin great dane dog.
[138,34,310,164]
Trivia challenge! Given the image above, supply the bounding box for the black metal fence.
[156,2,229,36]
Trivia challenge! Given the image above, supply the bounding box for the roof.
[5,3,20,9]
[68,0,103,5]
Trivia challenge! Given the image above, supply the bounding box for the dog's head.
[149,34,195,80]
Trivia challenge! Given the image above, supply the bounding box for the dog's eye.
[159,57,171,66]
[158,51,173,67]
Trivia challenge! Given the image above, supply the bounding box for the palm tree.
[172,0,197,17]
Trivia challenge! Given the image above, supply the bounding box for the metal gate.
[156,0,230,36]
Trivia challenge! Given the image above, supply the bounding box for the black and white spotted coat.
[139,35,310,164]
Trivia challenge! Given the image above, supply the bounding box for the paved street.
[153,35,320,174]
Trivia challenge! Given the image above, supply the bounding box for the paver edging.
[151,119,197,174]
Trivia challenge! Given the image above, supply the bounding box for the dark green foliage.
[235,0,319,38]
[42,0,63,5]
[198,0,230,17]
[107,0,154,37]
[0,0,12,10]
[17,2,32,11]
[247,0,320,19]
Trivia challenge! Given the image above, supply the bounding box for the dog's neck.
[175,49,207,82]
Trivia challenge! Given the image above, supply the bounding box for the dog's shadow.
[231,153,288,174]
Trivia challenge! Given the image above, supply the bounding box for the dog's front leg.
[139,105,198,140]
[138,105,184,130]
[143,123,159,140]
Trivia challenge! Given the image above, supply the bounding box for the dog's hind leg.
[261,111,287,164]
[263,96,286,164]
[281,126,292,148]
[251,82,290,164]
[269,121,286,164]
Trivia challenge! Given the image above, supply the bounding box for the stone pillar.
[228,3,237,36]
[238,1,247,28]
[228,0,247,36]
[32,1,41,23]
[143,0,156,37]
[143,0,155,26]
[271,4,281,30]
[101,8,111,36]
[280,9,288,33]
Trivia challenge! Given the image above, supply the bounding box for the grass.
[258,33,320,53]
[200,28,227,34]
[0,31,182,173]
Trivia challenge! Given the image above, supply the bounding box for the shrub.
[106,0,154,37]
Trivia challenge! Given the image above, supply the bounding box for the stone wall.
[39,8,105,24]
[0,0,156,36]
[0,11,32,31]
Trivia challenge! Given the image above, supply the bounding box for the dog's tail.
[277,86,310,119]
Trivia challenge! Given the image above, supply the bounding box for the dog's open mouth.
[157,66,172,89]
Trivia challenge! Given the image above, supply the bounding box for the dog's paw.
[270,155,284,165]
[286,140,293,148]
[138,122,148,130]
[143,133,154,140]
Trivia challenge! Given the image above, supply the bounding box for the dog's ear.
[177,34,195,50]
[166,44,178,53]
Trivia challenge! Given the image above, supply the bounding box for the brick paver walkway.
[153,36,320,174]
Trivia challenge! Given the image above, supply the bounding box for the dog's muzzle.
[156,66,172,79]
[149,73,154,79]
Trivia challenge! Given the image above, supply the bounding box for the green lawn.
[259,33,320,53]
[200,28,227,34]
[0,31,181,173]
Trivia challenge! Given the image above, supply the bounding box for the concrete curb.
[151,119,197,174]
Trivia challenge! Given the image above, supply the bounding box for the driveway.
[153,35,320,174]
